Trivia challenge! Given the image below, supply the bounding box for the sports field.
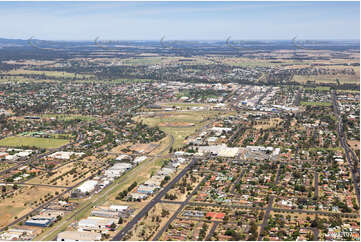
[0,136,69,149]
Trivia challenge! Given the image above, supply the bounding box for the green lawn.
[300,101,332,107]
[0,136,69,149]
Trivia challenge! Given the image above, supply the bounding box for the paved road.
[159,200,183,205]
[294,89,301,106]
[112,158,197,241]
[331,90,360,205]
[172,217,236,224]
[314,172,319,199]
[272,207,358,217]
[259,164,281,240]
[0,182,70,189]
[152,176,207,240]
[258,196,274,240]
[187,202,264,210]
[231,169,245,193]
[275,163,282,184]
[312,227,319,241]
[312,127,318,145]
[205,221,220,241]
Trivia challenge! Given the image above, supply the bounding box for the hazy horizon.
[0,1,359,41]
[1,37,360,42]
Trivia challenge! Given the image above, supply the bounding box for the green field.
[0,136,69,149]
[300,101,332,107]
[292,74,359,84]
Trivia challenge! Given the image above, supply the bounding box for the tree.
[161,209,170,217]
[118,217,123,224]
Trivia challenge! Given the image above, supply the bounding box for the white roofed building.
[133,156,147,164]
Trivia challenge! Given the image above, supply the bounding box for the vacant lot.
[0,186,63,227]
[0,136,69,149]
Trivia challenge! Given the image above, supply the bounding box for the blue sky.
[0,1,359,40]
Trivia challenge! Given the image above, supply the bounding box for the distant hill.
[0,37,28,46]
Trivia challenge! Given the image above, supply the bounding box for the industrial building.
[72,180,98,197]
[109,205,129,212]
[78,217,115,232]
[25,218,52,227]
[137,184,157,194]
[48,151,85,160]
[198,144,240,157]
[133,156,147,164]
[115,154,131,162]
[90,205,132,219]
[104,162,132,178]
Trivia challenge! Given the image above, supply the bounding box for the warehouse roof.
[109,205,128,211]
[77,180,98,193]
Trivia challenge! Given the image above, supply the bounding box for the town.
[0,76,358,241]
[0,2,359,240]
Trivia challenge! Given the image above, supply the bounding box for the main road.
[112,158,197,241]
[331,90,360,205]
[152,176,207,240]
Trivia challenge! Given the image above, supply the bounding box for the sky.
[0,1,359,41]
